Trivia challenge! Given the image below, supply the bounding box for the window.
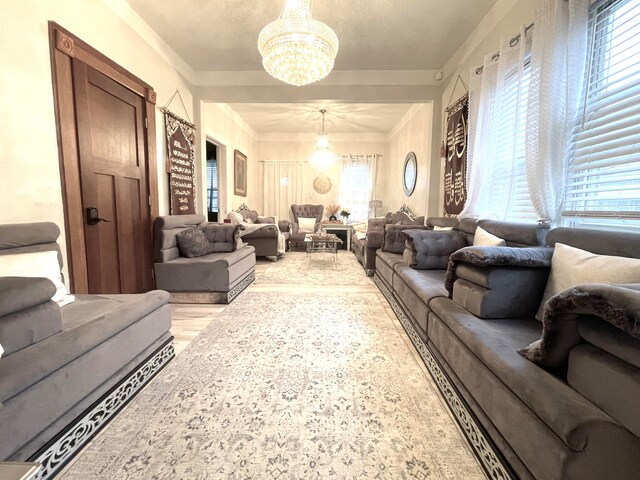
[206,142,218,216]
[497,56,537,221]
[339,155,377,222]
[563,0,640,229]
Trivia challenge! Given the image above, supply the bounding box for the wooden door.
[73,62,152,294]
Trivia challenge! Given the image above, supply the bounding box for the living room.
[1,0,639,479]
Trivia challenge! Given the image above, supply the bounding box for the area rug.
[256,250,373,286]
[61,280,483,479]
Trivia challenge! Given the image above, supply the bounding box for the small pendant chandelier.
[258,0,339,87]
[309,109,336,169]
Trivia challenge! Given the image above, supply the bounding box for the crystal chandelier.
[258,0,339,87]
[309,109,336,169]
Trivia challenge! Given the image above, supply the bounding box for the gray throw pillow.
[401,230,467,269]
[381,225,429,253]
[256,216,275,224]
[177,227,216,258]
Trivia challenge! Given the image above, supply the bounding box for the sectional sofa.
[153,214,256,304]
[373,219,640,480]
[0,222,174,479]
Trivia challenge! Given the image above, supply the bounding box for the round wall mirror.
[403,152,417,196]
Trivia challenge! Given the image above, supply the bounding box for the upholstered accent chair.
[289,204,324,250]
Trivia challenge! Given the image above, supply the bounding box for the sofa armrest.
[278,220,292,233]
[445,246,553,318]
[365,231,384,249]
[0,277,56,317]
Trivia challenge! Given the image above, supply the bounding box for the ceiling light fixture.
[309,109,336,169]
[258,0,339,87]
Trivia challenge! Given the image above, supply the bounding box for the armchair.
[289,204,324,250]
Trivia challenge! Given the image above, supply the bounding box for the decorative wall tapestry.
[163,96,196,215]
[313,173,332,194]
[443,93,469,216]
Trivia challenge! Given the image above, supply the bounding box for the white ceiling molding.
[192,70,444,87]
[258,132,389,142]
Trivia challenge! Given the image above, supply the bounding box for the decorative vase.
[329,215,337,221]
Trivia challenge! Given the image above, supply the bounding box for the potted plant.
[327,204,340,221]
[340,208,350,224]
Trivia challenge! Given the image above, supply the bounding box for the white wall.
[0,0,194,282]
[257,134,389,220]
[201,103,259,217]
[381,103,434,217]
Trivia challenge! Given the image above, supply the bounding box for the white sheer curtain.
[262,161,309,222]
[461,27,535,220]
[525,0,589,223]
[339,154,377,222]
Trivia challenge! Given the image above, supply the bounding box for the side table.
[319,223,353,252]
[0,462,41,480]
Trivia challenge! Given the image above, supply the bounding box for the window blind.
[563,0,640,224]
[206,158,218,212]
[502,59,537,221]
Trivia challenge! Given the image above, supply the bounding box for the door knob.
[86,207,111,225]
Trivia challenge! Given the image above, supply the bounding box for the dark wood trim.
[49,21,158,292]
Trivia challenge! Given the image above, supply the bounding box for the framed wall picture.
[234,149,247,197]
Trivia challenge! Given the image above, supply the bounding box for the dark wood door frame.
[48,22,158,293]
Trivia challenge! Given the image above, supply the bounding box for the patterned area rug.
[61,264,483,479]
[255,251,373,286]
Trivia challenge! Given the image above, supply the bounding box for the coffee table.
[304,233,343,261]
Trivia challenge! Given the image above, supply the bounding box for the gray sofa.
[352,210,429,275]
[233,207,291,258]
[153,214,256,304]
[0,222,173,479]
[375,220,640,479]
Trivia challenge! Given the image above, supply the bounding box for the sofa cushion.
[0,290,170,404]
[402,230,466,269]
[473,226,506,247]
[579,316,640,369]
[382,224,429,253]
[479,220,549,247]
[395,266,447,306]
[429,297,620,451]
[256,216,275,224]
[568,343,640,438]
[536,243,640,320]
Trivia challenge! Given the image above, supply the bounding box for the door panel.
[73,61,151,294]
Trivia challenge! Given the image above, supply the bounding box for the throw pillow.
[244,218,254,224]
[177,227,216,258]
[473,226,507,247]
[227,211,244,225]
[0,250,74,307]
[381,224,429,253]
[535,243,640,320]
[298,217,317,233]
[401,230,467,269]
[257,216,276,224]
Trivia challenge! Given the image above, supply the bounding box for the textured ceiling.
[227,103,414,134]
[126,0,497,71]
